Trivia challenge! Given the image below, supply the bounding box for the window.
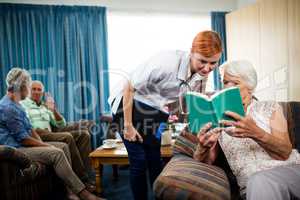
[107,11,213,94]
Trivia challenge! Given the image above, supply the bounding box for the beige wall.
[237,0,256,8]
[288,0,300,100]
[226,0,300,101]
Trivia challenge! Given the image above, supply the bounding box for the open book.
[185,87,245,134]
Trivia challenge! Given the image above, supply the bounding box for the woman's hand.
[193,122,223,163]
[220,111,263,139]
[123,125,143,143]
[197,123,223,149]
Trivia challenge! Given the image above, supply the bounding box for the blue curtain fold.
[211,11,228,90]
[0,3,110,148]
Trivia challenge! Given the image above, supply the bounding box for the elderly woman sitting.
[193,60,300,200]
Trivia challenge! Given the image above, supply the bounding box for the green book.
[185,87,245,134]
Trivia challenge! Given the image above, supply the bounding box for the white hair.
[31,80,45,92]
[6,68,31,92]
[220,60,257,91]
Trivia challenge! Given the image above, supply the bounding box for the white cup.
[103,139,117,147]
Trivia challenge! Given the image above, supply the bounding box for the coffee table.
[89,142,173,194]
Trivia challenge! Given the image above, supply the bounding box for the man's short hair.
[31,80,45,92]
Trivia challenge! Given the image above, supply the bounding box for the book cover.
[185,87,245,134]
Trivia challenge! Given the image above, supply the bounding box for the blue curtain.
[0,3,110,148]
[211,11,228,90]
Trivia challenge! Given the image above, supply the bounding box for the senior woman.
[0,68,104,200]
[192,60,300,200]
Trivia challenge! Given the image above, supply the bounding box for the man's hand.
[22,137,53,147]
[44,93,64,122]
[35,128,51,135]
[45,93,56,112]
[40,142,54,147]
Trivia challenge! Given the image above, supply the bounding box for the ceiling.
[0,0,249,13]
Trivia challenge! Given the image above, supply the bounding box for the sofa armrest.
[0,145,32,169]
[279,102,297,148]
[100,115,113,123]
[0,145,49,181]
[53,120,96,132]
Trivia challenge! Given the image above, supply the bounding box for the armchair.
[0,145,65,200]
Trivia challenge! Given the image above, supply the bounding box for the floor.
[101,165,154,200]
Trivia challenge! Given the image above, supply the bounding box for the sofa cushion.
[173,131,198,157]
[154,154,231,200]
[288,102,300,151]
[279,102,300,151]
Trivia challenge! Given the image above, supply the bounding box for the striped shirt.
[20,97,66,131]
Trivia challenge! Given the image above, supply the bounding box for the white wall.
[237,0,256,8]
[0,0,237,13]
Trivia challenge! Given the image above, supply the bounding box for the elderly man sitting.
[20,80,95,189]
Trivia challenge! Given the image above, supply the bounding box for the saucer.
[115,139,123,143]
[102,143,117,149]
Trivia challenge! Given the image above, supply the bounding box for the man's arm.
[52,108,64,122]
[46,100,66,128]
[5,107,50,148]
[31,129,43,140]
[21,136,50,147]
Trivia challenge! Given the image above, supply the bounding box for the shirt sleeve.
[20,101,33,123]
[4,107,31,142]
[49,110,66,128]
[129,52,171,91]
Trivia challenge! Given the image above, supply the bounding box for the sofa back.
[279,102,300,151]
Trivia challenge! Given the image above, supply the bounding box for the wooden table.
[89,142,173,194]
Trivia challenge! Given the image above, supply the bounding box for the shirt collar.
[177,52,206,83]
[177,52,191,82]
[3,95,24,110]
[26,97,43,107]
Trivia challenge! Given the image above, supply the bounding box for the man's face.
[190,52,222,77]
[30,82,44,103]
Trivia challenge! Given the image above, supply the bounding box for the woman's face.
[190,52,221,77]
[20,83,30,100]
[223,71,252,108]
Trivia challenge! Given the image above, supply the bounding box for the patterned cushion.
[278,102,300,151]
[154,154,231,200]
[173,131,198,157]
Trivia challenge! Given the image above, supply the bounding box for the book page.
[185,93,217,134]
[211,87,245,124]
